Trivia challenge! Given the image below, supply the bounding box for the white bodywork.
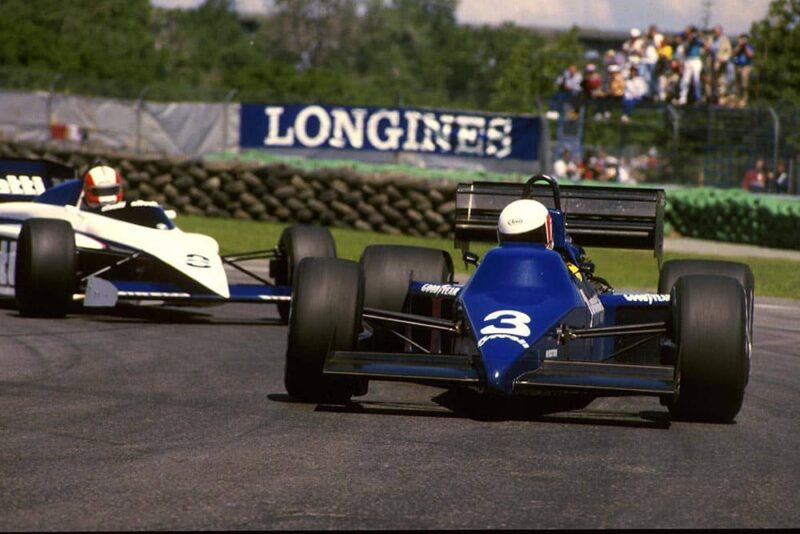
[0,201,230,298]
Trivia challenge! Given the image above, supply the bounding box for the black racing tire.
[359,244,453,353]
[284,257,364,402]
[15,218,76,318]
[658,259,754,321]
[360,244,453,311]
[668,275,749,423]
[658,259,755,379]
[274,225,336,323]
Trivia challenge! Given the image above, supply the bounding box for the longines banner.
[240,103,541,161]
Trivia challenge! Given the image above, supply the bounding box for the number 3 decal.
[480,310,531,337]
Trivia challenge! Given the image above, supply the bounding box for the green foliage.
[0,0,592,109]
[751,0,800,105]
[0,0,158,94]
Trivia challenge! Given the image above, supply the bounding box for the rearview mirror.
[463,251,480,269]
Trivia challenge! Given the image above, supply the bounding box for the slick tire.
[284,257,364,403]
[360,244,453,311]
[668,275,749,423]
[15,218,76,318]
[360,245,453,352]
[658,259,754,327]
[273,225,336,323]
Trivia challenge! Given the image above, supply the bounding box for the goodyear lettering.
[622,293,670,304]
[0,175,46,196]
[420,283,461,297]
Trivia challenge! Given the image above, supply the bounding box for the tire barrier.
[1,141,799,249]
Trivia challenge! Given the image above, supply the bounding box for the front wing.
[324,349,676,398]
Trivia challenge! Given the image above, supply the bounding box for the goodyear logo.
[622,293,670,304]
[0,174,46,196]
[420,283,461,297]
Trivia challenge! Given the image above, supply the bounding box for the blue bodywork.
[338,202,674,398]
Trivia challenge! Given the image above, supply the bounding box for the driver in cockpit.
[81,165,123,211]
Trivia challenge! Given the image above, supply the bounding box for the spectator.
[678,25,706,105]
[732,33,754,107]
[773,160,789,193]
[622,65,647,122]
[708,25,732,104]
[603,48,623,72]
[623,28,645,60]
[596,64,624,120]
[553,148,579,181]
[656,37,680,102]
[580,63,603,115]
[553,64,583,117]
[741,158,767,192]
[641,25,661,98]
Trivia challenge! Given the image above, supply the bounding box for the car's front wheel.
[284,257,365,402]
[668,274,749,423]
[15,218,76,318]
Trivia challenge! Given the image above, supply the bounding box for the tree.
[751,0,800,104]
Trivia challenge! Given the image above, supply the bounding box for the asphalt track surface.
[1,270,798,529]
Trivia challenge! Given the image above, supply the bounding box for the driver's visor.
[89,185,121,197]
[502,226,549,243]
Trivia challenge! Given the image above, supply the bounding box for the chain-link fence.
[559,98,799,194]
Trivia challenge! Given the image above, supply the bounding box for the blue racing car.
[284,175,753,423]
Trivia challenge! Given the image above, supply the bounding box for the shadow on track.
[1,301,284,326]
[269,387,671,429]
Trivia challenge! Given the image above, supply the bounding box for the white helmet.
[497,199,552,247]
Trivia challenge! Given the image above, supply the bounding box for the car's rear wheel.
[668,274,748,423]
[284,257,365,402]
[273,225,336,323]
[359,245,453,351]
[360,244,453,310]
[15,218,76,318]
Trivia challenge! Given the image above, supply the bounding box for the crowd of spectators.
[741,157,790,193]
[551,147,657,184]
[551,23,755,122]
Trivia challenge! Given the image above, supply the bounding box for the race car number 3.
[480,310,531,337]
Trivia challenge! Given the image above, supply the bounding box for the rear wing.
[454,181,666,264]
[0,158,77,201]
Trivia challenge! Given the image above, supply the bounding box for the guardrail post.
[45,73,63,134]
[222,88,238,153]
[767,106,780,175]
[135,86,150,153]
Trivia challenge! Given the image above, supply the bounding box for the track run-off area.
[0,267,798,529]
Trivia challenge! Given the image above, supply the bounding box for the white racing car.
[0,158,334,318]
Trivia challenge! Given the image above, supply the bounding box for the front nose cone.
[479,336,531,394]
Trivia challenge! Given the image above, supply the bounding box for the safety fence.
[572,99,799,194]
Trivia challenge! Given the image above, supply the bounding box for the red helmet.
[83,165,122,208]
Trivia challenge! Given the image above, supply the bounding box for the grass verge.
[177,214,800,300]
